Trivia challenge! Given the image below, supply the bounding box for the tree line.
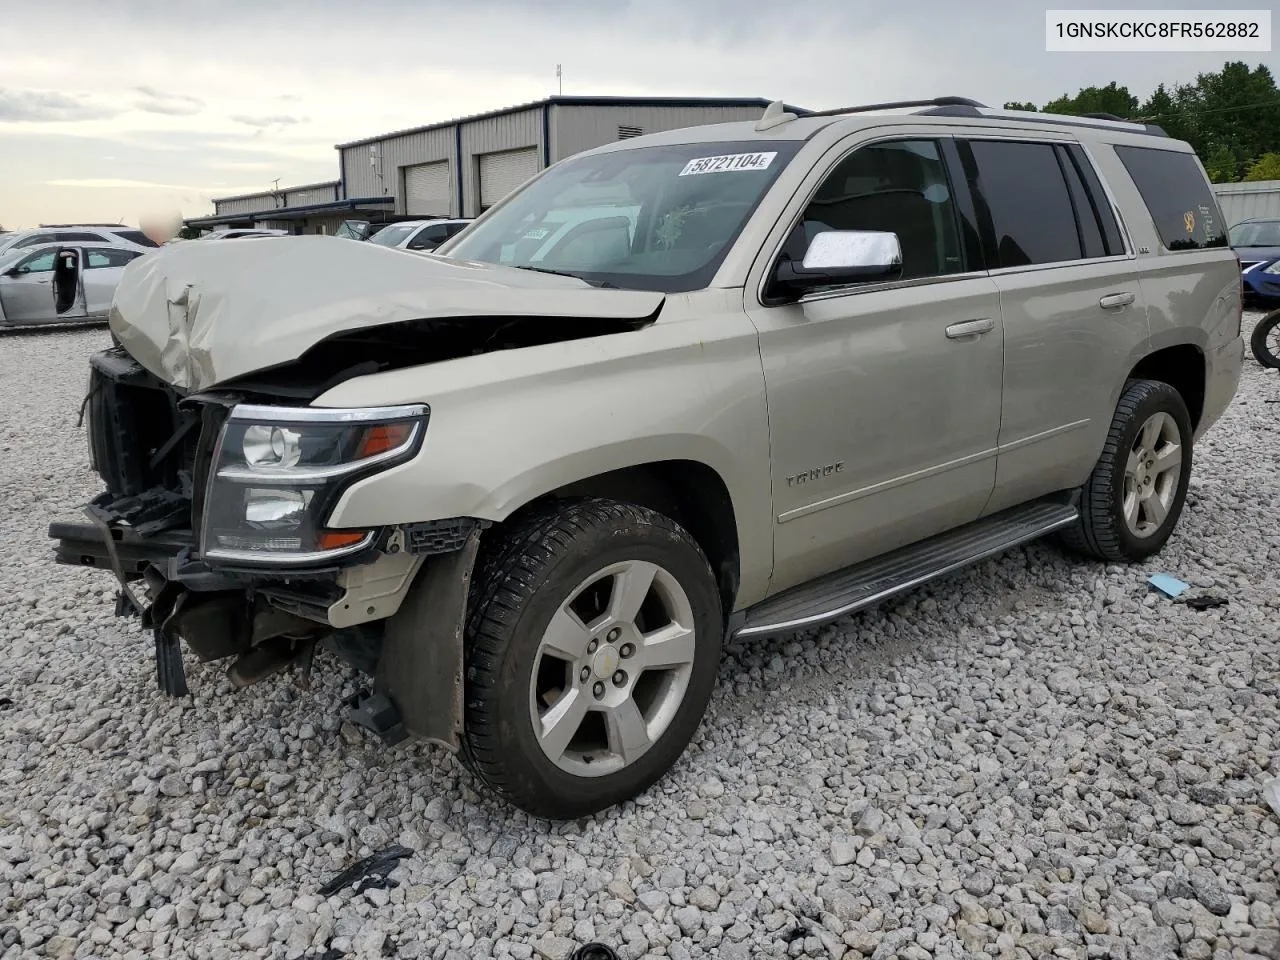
[1003,61,1280,183]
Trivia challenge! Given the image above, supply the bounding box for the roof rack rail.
[37,222,129,228]
[1080,112,1127,122]
[803,96,988,119]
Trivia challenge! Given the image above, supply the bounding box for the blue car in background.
[1230,218,1280,305]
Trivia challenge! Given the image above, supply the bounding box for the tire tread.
[1059,378,1190,562]
[461,497,715,817]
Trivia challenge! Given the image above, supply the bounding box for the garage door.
[403,161,450,216]
[478,147,539,210]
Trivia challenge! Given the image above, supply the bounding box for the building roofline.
[212,180,340,204]
[334,95,808,149]
[187,196,392,226]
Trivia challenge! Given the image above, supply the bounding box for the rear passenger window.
[115,230,160,247]
[1113,145,1227,251]
[57,232,108,243]
[1065,144,1125,256]
[966,141,1081,267]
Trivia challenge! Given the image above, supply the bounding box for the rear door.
[958,136,1150,514]
[82,247,141,316]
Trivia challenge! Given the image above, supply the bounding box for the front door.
[746,136,1005,595]
[0,249,67,324]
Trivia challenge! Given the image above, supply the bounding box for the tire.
[1250,309,1280,369]
[462,497,722,819]
[1059,379,1194,562]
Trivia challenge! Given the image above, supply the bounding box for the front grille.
[87,351,188,496]
[84,348,210,540]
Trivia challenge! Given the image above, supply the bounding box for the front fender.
[315,307,775,606]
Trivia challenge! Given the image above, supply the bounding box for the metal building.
[336,95,800,219]
[185,180,394,235]
[1213,180,1280,226]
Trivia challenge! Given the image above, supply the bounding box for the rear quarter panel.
[1086,137,1243,438]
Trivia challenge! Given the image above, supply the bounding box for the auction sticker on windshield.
[679,152,777,176]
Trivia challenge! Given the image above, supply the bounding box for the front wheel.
[1251,309,1280,369]
[1059,379,1194,562]
[463,498,722,819]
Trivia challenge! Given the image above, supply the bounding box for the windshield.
[443,139,803,293]
[368,223,419,246]
[333,220,372,241]
[1230,220,1280,247]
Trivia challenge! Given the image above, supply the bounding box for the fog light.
[242,424,302,469]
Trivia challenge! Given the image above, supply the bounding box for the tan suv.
[51,96,1243,819]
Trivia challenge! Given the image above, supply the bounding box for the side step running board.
[734,500,1078,640]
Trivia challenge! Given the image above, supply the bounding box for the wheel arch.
[490,459,743,621]
[1127,343,1206,429]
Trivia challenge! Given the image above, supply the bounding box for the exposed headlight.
[201,403,428,565]
[1264,260,1280,275]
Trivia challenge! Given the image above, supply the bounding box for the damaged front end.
[49,346,484,750]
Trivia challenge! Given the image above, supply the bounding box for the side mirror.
[772,230,903,299]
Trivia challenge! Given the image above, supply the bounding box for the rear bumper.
[1197,334,1244,440]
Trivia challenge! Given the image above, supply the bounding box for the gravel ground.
[1,316,1277,960]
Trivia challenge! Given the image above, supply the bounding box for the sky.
[1,0,1276,229]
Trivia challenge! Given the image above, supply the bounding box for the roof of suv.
[578,98,1187,156]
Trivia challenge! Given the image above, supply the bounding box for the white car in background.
[0,242,147,327]
[197,228,289,240]
[0,225,159,255]
[367,219,473,252]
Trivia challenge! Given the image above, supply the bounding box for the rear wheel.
[1251,309,1280,369]
[1059,379,1193,562]
[463,498,722,819]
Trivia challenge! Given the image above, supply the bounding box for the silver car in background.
[0,243,147,327]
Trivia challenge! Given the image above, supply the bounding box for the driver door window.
[16,251,57,274]
[407,224,448,250]
[783,139,966,282]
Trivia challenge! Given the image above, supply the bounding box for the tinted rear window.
[116,230,160,247]
[967,140,1082,267]
[1113,145,1226,251]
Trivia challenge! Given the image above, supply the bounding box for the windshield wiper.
[512,264,615,288]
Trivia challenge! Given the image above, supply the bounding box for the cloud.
[133,86,204,116]
[230,113,306,128]
[0,87,116,122]
[47,177,259,193]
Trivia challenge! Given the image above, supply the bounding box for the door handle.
[1099,292,1135,310]
[945,318,995,339]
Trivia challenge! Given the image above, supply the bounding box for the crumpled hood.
[109,235,665,392]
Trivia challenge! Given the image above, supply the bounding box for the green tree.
[1043,82,1139,118]
[1002,101,1038,112]
[1203,144,1241,182]
[1243,152,1280,181]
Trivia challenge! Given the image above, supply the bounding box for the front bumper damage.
[50,510,484,751]
[50,346,487,752]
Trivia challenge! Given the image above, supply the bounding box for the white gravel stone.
[2,319,1278,959]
